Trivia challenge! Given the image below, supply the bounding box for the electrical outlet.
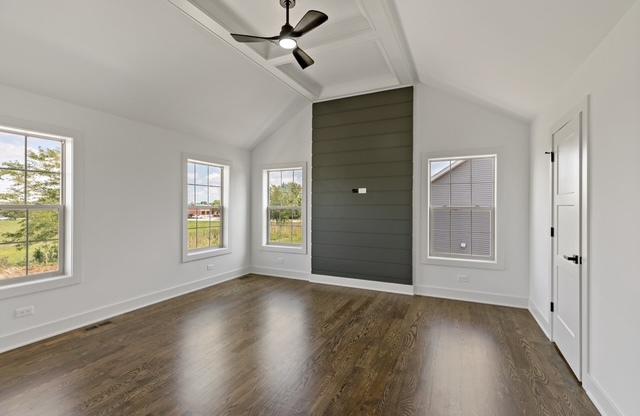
[457,274,470,283]
[14,305,35,318]
[206,264,215,271]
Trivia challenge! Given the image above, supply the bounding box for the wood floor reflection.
[0,275,598,415]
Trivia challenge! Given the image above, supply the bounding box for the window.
[183,156,230,261]
[262,165,306,251]
[427,155,496,262]
[0,129,65,282]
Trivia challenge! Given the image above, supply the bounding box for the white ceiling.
[0,0,300,148]
[0,0,635,149]
[394,0,637,118]
[179,0,416,100]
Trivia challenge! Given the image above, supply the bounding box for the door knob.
[563,254,580,264]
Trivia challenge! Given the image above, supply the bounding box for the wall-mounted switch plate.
[14,305,35,318]
[352,188,367,194]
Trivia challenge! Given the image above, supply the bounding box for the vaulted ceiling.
[394,0,637,118]
[0,0,636,147]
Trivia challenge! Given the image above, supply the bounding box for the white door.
[552,115,582,379]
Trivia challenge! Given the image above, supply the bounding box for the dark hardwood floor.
[0,275,598,416]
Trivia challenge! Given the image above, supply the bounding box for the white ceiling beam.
[168,0,316,100]
[355,0,417,86]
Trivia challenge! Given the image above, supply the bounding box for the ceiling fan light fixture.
[278,37,297,50]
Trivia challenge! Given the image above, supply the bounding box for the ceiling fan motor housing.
[280,0,296,9]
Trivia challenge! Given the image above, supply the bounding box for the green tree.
[0,146,61,252]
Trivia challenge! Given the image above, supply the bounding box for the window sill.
[261,244,307,255]
[182,247,231,263]
[0,274,80,300]
[422,256,504,271]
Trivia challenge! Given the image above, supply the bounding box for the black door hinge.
[550,302,554,313]
[545,151,555,162]
[550,227,555,237]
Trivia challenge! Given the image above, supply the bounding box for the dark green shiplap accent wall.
[312,87,413,285]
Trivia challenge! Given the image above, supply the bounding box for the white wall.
[0,83,251,352]
[250,105,312,278]
[413,84,531,307]
[529,2,640,415]
[250,85,530,306]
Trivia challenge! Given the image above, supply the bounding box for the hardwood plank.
[0,275,599,416]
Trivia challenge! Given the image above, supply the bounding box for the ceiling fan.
[230,0,328,70]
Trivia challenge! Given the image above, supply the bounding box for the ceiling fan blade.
[292,47,314,69]
[291,10,328,37]
[230,33,277,43]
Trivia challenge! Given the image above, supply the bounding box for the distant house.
[187,206,221,219]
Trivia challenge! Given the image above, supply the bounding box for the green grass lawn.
[269,220,303,245]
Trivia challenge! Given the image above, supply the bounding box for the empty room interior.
[0,0,639,415]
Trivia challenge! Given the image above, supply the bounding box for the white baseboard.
[414,284,528,308]
[584,374,625,416]
[309,274,414,295]
[250,266,310,281]
[0,266,250,354]
[528,299,551,339]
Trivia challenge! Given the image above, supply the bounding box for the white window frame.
[182,154,231,262]
[0,121,79,300]
[261,162,307,254]
[421,149,504,270]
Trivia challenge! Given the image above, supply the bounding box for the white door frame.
[549,97,590,381]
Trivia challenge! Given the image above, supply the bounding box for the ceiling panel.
[183,0,416,101]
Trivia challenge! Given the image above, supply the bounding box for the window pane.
[0,243,26,279]
[28,210,59,242]
[208,186,221,205]
[196,227,210,249]
[0,132,25,169]
[293,169,302,185]
[282,170,294,185]
[269,171,281,187]
[208,166,222,187]
[472,183,494,207]
[27,137,62,172]
[187,221,197,250]
[430,161,450,183]
[430,184,449,206]
[195,163,208,185]
[0,170,25,204]
[451,183,471,206]
[27,172,61,204]
[451,209,471,255]
[210,221,222,248]
[0,210,26,244]
[472,233,492,257]
[28,240,59,275]
[472,158,495,183]
[187,185,195,206]
[187,162,195,184]
[451,159,471,183]
[195,186,208,205]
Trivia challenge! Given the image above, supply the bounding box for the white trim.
[420,148,505,270]
[528,299,551,339]
[415,284,528,309]
[251,266,310,281]
[0,267,250,354]
[583,374,625,416]
[181,153,232,263]
[260,162,308,254]
[310,273,414,295]
[0,117,83,299]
